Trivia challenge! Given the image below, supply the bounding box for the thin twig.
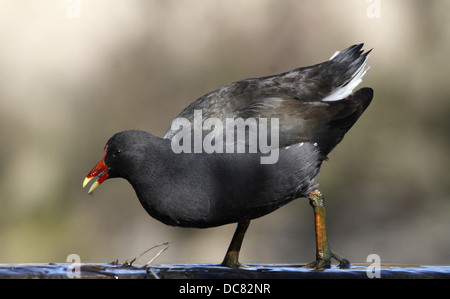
[145,242,171,266]
[129,242,171,279]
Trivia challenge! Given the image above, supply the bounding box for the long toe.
[304,259,332,270]
[220,260,247,269]
[304,251,350,270]
[331,251,351,269]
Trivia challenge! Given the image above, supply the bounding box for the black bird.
[83,44,373,269]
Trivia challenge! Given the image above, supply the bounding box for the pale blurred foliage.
[0,0,449,265]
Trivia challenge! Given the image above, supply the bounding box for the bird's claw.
[220,261,249,269]
[304,250,350,270]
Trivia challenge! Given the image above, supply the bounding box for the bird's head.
[83,130,150,193]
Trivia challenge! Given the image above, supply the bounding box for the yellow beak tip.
[88,181,100,194]
[83,177,93,188]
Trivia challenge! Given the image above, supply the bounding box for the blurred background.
[0,0,449,266]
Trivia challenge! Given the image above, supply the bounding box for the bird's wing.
[164,44,372,155]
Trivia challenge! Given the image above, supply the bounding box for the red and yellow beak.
[83,145,109,194]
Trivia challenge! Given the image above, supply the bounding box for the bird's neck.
[125,136,185,225]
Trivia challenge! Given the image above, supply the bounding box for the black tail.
[319,87,373,155]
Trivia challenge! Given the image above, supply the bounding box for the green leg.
[221,220,250,268]
[305,189,350,269]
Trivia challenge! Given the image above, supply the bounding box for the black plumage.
[84,44,373,268]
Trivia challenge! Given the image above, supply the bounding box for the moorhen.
[83,44,373,269]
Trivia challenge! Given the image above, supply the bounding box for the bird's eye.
[113,149,122,157]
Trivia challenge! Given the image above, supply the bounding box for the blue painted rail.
[1,263,449,279]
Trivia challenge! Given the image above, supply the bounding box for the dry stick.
[129,242,171,279]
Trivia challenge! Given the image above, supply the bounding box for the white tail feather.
[322,55,370,102]
[329,50,340,60]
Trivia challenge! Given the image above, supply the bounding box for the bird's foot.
[220,260,249,269]
[220,249,251,269]
[220,221,250,269]
[304,250,350,270]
